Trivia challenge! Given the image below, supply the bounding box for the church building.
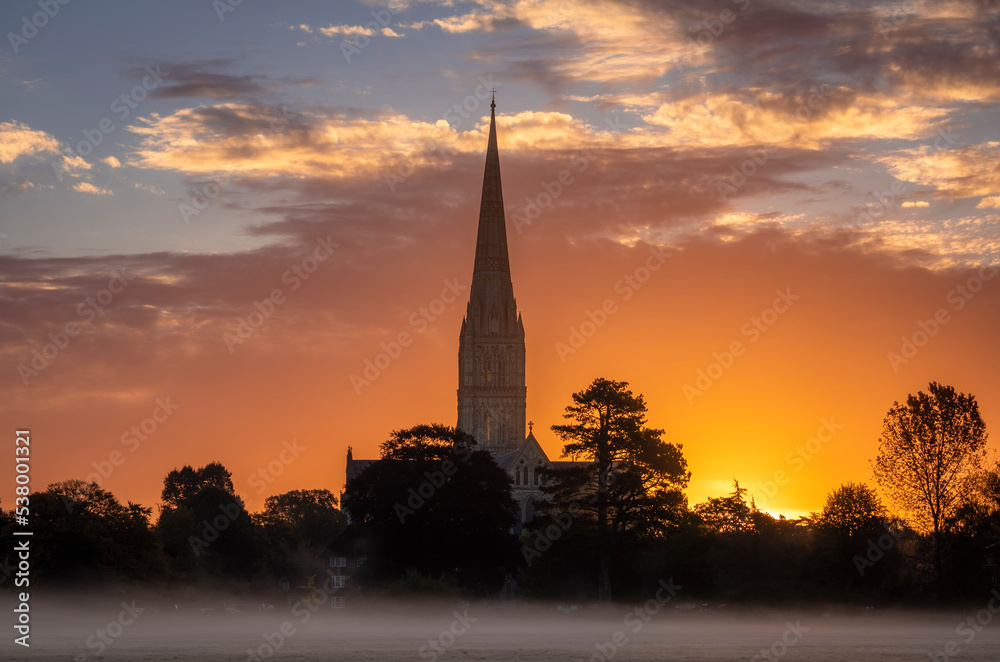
[346,96,575,526]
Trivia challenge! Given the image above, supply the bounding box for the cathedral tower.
[457,95,526,456]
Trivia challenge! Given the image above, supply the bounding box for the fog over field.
[3,594,1000,662]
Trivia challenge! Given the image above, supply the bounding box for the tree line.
[2,379,996,607]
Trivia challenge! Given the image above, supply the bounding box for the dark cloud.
[130,60,319,100]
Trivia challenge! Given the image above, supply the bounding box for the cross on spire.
[528,421,533,433]
[491,88,496,110]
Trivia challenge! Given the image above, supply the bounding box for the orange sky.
[2,0,999,521]
[3,215,997,519]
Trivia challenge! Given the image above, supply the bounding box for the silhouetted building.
[346,96,577,526]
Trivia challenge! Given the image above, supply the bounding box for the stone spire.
[471,93,513,303]
[457,95,526,456]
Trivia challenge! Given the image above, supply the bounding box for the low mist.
[3,591,999,661]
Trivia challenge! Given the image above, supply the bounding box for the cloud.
[293,23,402,39]
[0,121,67,197]
[73,182,113,195]
[0,121,60,163]
[901,201,929,208]
[877,142,1000,201]
[127,103,630,182]
[642,88,948,149]
[133,182,165,196]
[103,156,122,168]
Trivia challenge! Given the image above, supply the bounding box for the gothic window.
[533,467,539,486]
[485,413,491,443]
[515,468,521,485]
[525,497,537,523]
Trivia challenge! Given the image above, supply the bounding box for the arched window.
[485,413,491,443]
[533,467,539,486]
[515,468,521,485]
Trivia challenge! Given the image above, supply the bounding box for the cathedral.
[346,95,574,525]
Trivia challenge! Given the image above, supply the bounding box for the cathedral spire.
[473,92,510,280]
[457,94,526,456]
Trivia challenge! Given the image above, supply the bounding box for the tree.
[28,480,162,584]
[943,460,1000,598]
[543,378,690,603]
[161,462,235,508]
[341,424,519,595]
[156,463,262,581]
[814,483,887,539]
[256,489,347,574]
[873,382,988,591]
[694,480,759,535]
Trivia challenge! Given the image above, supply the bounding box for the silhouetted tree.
[814,483,887,538]
[161,462,235,508]
[873,382,988,592]
[28,480,162,584]
[156,463,263,581]
[255,489,347,574]
[943,460,1000,598]
[342,424,519,596]
[542,378,689,603]
[810,483,901,600]
[694,480,758,534]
